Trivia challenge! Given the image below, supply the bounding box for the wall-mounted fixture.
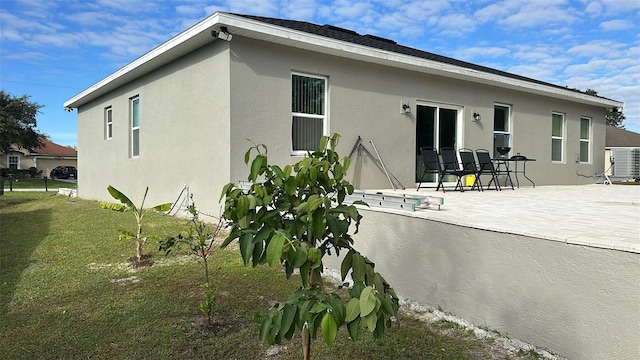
[472,111,481,122]
[211,26,233,41]
[401,103,411,115]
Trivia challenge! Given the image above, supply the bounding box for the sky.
[1,0,639,147]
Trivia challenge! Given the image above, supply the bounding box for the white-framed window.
[130,96,140,158]
[105,106,113,140]
[8,155,19,169]
[551,112,565,162]
[579,117,591,163]
[493,104,511,157]
[291,72,327,154]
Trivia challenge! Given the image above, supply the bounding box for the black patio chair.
[475,149,501,191]
[439,147,472,192]
[416,147,443,191]
[459,148,482,191]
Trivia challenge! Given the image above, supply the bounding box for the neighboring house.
[605,126,640,181]
[63,12,623,212]
[0,138,77,178]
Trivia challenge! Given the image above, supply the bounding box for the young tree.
[585,88,626,128]
[101,186,172,264]
[0,90,46,154]
[220,134,399,359]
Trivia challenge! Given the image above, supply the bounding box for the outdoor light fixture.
[211,26,233,41]
[401,103,411,114]
[473,111,481,122]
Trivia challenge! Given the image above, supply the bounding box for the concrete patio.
[409,184,639,254]
[325,184,639,359]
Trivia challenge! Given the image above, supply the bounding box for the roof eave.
[64,12,623,110]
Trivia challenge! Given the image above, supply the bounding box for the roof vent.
[364,34,396,44]
[322,24,359,36]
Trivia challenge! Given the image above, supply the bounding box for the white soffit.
[64,12,623,109]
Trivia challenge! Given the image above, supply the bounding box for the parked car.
[50,166,77,179]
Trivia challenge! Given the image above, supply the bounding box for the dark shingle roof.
[606,126,640,147]
[232,14,613,100]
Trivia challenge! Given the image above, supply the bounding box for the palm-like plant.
[101,185,171,262]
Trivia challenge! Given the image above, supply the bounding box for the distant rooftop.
[606,126,640,148]
[31,138,77,157]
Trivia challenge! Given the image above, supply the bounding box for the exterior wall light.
[401,103,411,114]
[473,111,481,122]
[211,26,233,41]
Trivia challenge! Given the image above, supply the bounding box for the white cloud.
[453,46,510,61]
[600,19,635,31]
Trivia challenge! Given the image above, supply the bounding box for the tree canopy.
[585,89,625,129]
[0,90,46,154]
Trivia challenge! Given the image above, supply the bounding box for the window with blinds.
[291,73,326,153]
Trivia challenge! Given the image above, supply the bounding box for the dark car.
[50,166,77,179]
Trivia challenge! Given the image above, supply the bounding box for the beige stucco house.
[64,12,622,209]
[1,138,77,178]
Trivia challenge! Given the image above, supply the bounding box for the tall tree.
[585,89,625,129]
[0,90,46,154]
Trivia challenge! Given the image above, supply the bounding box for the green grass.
[0,192,538,359]
[2,177,77,190]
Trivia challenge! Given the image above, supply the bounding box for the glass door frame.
[415,101,464,185]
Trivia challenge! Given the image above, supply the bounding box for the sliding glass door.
[415,104,460,183]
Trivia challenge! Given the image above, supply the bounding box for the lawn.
[0,192,538,359]
[2,177,77,190]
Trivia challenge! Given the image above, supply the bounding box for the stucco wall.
[76,42,232,214]
[227,36,607,189]
[323,210,640,360]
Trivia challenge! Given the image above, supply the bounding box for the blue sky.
[1,0,639,147]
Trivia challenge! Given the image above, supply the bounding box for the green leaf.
[252,239,264,267]
[106,185,135,210]
[318,135,328,152]
[312,209,325,239]
[373,312,386,339]
[267,233,286,266]
[351,253,365,281]
[363,311,378,332]
[116,229,135,241]
[345,298,360,322]
[347,317,361,341]
[308,247,321,267]
[340,250,354,280]
[342,155,351,172]
[300,261,310,288]
[219,182,234,201]
[237,196,249,218]
[281,303,297,338]
[244,147,252,164]
[259,316,272,343]
[285,176,297,195]
[359,286,376,317]
[239,233,254,266]
[250,155,265,182]
[321,311,338,345]
[381,294,395,316]
[100,201,125,212]
[150,202,172,212]
[294,243,308,268]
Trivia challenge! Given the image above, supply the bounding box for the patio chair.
[439,147,471,192]
[459,148,482,191]
[416,147,443,191]
[475,149,501,191]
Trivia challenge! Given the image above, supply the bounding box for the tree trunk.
[302,323,311,360]
[136,241,143,261]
